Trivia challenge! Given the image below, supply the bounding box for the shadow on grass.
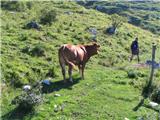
[1,106,35,120]
[133,81,154,111]
[2,77,81,120]
[42,77,81,93]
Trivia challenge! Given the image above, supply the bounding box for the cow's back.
[58,44,85,65]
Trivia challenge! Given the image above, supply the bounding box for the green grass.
[1,1,160,120]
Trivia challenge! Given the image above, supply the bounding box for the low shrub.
[127,70,137,79]
[21,46,31,54]
[30,44,46,57]
[151,87,160,103]
[12,83,43,111]
[1,1,28,12]
[40,9,57,25]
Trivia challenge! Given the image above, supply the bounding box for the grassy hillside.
[1,1,160,120]
[79,1,160,35]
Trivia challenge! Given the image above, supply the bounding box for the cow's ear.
[92,42,97,45]
[93,42,100,47]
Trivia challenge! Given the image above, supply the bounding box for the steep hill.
[1,1,160,120]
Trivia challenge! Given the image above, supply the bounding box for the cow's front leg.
[68,65,73,83]
[78,64,82,78]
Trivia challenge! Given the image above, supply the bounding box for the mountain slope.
[78,1,160,35]
[1,1,160,120]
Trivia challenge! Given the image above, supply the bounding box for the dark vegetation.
[40,9,57,25]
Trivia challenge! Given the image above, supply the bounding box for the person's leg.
[130,54,133,62]
[137,54,140,63]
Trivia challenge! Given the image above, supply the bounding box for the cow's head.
[85,42,100,56]
[92,43,100,54]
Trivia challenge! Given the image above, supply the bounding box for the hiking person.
[130,37,140,63]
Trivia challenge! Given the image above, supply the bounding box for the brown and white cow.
[58,43,100,83]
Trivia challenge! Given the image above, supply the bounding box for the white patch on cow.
[62,45,66,50]
[74,49,77,57]
[81,46,87,54]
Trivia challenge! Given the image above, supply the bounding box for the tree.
[40,9,57,25]
[106,14,127,34]
[111,14,127,29]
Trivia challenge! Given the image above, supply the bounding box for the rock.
[64,11,73,15]
[42,80,51,85]
[149,101,158,107]
[54,105,58,112]
[26,21,41,30]
[23,85,31,91]
[88,28,97,35]
[106,27,116,35]
[124,117,130,120]
[54,94,61,97]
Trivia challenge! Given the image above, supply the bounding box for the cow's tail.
[58,45,77,71]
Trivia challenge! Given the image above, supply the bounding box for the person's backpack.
[131,41,138,50]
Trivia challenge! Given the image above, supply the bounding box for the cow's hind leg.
[68,64,73,83]
[61,63,66,83]
[78,64,83,79]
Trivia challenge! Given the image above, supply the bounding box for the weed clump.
[46,67,56,78]
[30,44,46,57]
[151,88,160,103]
[12,83,43,111]
[127,70,137,79]
[40,9,57,25]
[1,1,28,12]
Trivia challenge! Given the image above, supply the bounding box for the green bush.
[127,70,137,78]
[30,44,46,57]
[40,9,57,25]
[21,46,31,54]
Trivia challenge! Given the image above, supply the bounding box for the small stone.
[149,101,158,107]
[42,80,51,85]
[54,94,61,97]
[54,105,58,112]
[23,85,31,91]
[125,117,129,120]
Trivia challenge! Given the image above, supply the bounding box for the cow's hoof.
[69,78,73,83]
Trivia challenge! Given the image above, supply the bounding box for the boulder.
[26,21,41,30]
[106,27,116,34]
